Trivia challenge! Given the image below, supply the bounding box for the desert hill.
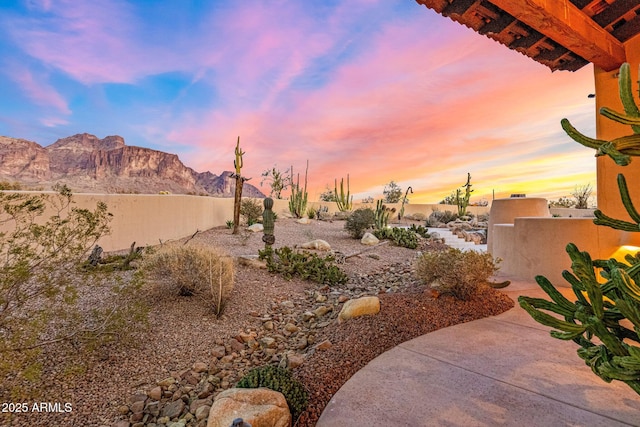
[0,133,265,197]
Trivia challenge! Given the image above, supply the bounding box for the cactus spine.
[519,63,640,395]
[333,175,353,212]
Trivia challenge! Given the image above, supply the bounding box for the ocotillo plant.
[333,175,353,212]
[519,63,640,395]
[231,137,250,235]
[288,160,308,218]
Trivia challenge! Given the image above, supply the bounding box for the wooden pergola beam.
[487,0,626,71]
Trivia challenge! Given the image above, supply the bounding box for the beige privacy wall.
[1,192,490,252]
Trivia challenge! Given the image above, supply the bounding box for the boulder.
[338,296,381,323]
[247,223,264,232]
[207,388,291,427]
[360,232,379,246]
[299,239,331,251]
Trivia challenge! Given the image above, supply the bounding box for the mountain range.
[0,133,265,197]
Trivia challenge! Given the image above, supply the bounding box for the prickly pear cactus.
[518,63,640,394]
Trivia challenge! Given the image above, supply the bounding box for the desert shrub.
[240,198,263,225]
[0,181,22,190]
[236,365,308,420]
[143,245,234,316]
[0,185,147,399]
[427,210,458,226]
[258,246,348,286]
[409,224,430,238]
[306,206,317,219]
[373,227,418,249]
[226,220,234,229]
[411,212,426,222]
[415,248,499,300]
[345,208,375,238]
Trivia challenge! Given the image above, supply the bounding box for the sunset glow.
[0,0,598,203]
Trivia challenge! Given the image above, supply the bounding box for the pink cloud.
[6,64,71,119]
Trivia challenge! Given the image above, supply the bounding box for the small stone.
[130,400,145,414]
[315,293,327,302]
[161,399,185,419]
[287,353,304,368]
[148,386,162,401]
[157,416,170,424]
[338,295,349,303]
[113,421,130,427]
[313,306,332,317]
[300,239,331,251]
[157,377,176,388]
[280,300,295,308]
[260,337,277,348]
[117,405,130,415]
[263,321,274,330]
[284,323,300,333]
[316,340,332,350]
[145,401,160,417]
[229,339,245,352]
[192,362,208,373]
[302,311,315,321]
[238,331,257,343]
[247,223,264,232]
[296,217,311,224]
[129,393,147,405]
[211,345,226,359]
[361,232,379,245]
[195,404,210,421]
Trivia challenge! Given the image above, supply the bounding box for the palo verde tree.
[0,185,147,399]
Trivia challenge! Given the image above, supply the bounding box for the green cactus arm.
[596,142,632,166]
[618,63,640,126]
[561,118,607,150]
[609,135,640,155]
[534,274,577,315]
[593,209,640,231]
[613,268,640,303]
[518,297,586,338]
[617,174,640,223]
[600,107,640,127]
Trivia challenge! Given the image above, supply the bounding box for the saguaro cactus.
[231,137,251,235]
[519,63,640,394]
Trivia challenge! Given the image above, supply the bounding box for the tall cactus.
[288,161,309,218]
[262,197,275,247]
[231,137,250,235]
[519,63,640,394]
[333,175,353,212]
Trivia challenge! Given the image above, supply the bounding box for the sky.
[0,0,599,204]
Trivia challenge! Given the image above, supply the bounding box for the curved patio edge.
[317,278,640,426]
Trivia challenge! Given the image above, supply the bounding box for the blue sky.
[0,0,598,202]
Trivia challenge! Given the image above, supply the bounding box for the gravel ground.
[0,218,514,427]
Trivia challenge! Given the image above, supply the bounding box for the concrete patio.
[318,278,640,426]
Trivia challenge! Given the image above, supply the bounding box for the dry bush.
[411,212,426,222]
[143,245,234,316]
[415,248,499,300]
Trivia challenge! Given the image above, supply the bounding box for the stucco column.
[593,34,640,248]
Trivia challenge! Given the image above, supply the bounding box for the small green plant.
[333,175,353,212]
[374,200,392,230]
[416,248,499,300]
[0,181,22,190]
[226,220,234,229]
[258,246,348,286]
[383,180,403,203]
[409,224,430,238]
[260,165,290,199]
[240,198,263,225]
[306,206,317,219]
[288,161,309,218]
[236,365,308,420]
[344,208,375,239]
[143,245,234,316]
[427,209,458,227]
[373,227,418,249]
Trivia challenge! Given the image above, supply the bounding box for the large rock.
[247,223,264,232]
[207,388,291,427]
[338,296,381,323]
[299,239,331,251]
[361,232,379,246]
